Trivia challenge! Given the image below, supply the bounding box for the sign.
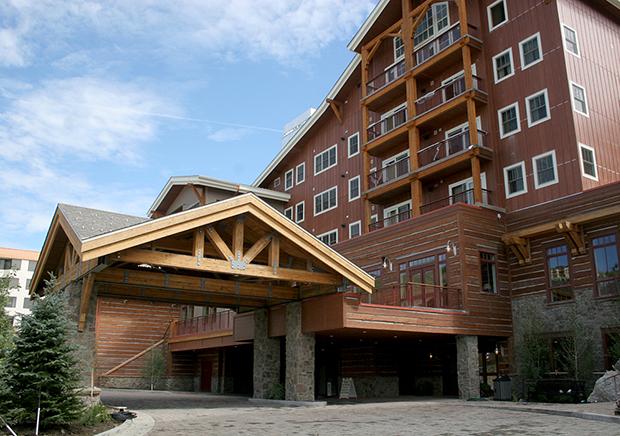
[339,377,357,399]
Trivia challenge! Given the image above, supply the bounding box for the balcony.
[418,129,485,168]
[420,188,494,214]
[366,106,410,154]
[365,59,408,110]
[360,282,463,310]
[368,156,410,189]
[414,23,461,68]
[369,208,412,232]
[171,310,234,338]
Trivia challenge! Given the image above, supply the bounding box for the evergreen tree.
[1,277,83,428]
[0,275,14,355]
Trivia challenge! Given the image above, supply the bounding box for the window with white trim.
[284,169,294,191]
[314,186,337,216]
[570,82,589,116]
[498,102,521,138]
[562,24,580,57]
[349,221,361,239]
[370,214,378,225]
[348,132,360,158]
[295,201,305,223]
[314,145,337,175]
[578,143,598,180]
[296,162,305,185]
[487,0,508,31]
[504,161,527,198]
[393,36,404,61]
[532,150,558,188]
[413,2,449,47]
[348,176,360,201]
[273,177,280,188]
[519,32,543,69]
[317,229,338,246]
[284,207,293,220]
[526,89,550,127]
[492,48,514,83]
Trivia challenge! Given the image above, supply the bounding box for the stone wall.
[285,302,315,401]
[351,376,399,398]
[456,335,479,399]
[99,376,195,391]
[253,308,281,398]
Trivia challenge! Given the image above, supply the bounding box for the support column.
[252,309,280,399]
[456,335,480,399]
[285,302,315,401]
[65,280,97,388]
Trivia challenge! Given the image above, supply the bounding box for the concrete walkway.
[100,390,620,435]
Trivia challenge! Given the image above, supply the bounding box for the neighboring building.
[0,247,39,326]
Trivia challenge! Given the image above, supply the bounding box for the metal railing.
[360,282,463,310]
[368,156,411,189]
[369,208,412,231]
[367,106,408,141]
[415,74,482,117]
[172,310,234,337]
[366,59,407,96]
[420,188,493,214]
[417,129,486,168]
[414,23,461,67]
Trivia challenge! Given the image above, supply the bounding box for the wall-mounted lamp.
[446,240,458,256]
[381,256,393,272]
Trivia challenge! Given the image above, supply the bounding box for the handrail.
[367,106,408,141]
[369,208,412,231]
[418,129,487,154]
[368,156,410,188]
[414,21,460,52]
[415,74,482,104]
[420,188,493,213]
[414,23,461,66]
[360,283,463,310]
[366,59,406,96]
[172,310,235,337]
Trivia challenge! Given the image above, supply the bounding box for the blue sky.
[0,0,376,250]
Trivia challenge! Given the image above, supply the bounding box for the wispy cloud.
[207,127,250,143]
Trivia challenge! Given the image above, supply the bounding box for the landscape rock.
[588,370,620,402]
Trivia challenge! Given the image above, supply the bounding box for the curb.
[96,412,155,436]
[473,404,620,425]
[248,398,327,407]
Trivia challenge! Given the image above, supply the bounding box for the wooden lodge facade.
[31,0,620,401]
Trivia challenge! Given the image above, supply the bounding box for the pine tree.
[1,277,84,428]
[0,275,14,355]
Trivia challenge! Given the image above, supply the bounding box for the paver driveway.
[101,390,620,435]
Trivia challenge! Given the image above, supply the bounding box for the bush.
[79,403,111,426]
[267,383,285,400]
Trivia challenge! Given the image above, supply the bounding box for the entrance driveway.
[101,390,619,435]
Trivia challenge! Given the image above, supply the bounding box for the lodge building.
[31,0,619,401]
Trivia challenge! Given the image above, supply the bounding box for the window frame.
[284,206,293,220]
[525,88,551,128]
[273,177,281,189]
[497,102,521,139]
[492,47,515,84]
[413,2,451,48]
[284,169,294,191]
[313,186,338,216]
[578,143,598,181]
[532,150,558,189]
[393,36,405,62]
[295,162,305,185]
[503,161,528,199]
[561,23,580,58]
[295,201,305,224]
[487,0,508,32]
[519,32,543,70]
[349,221,362,239]
[317,229,338,246]
[544,243,574,303]
[348,175,361,202]
[314,144,338,176]
[480,251,498,294]
[591,232,620,298]
[348,132,360,158]
[569,81,589,117]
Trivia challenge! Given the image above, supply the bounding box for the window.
[519,33,543,69]
[546,245,573,302]
[592,234,620,297]
[28,260,36,272]
[602,330,620,369]
[5,297,16,308]
[497,102,521,138]
[570,82,589,117]
[26,278,32,290]
[492,48,514,83]
[8,278,19,289]
[578,143,597,180]
[23,297,33,309]
[296,162,305,185]
[526,89,550,127]
[284,169,294,191]
[273,177,281,188]
[393,36,404,61]
[383,200,412,227]
[562,24,580,57]
[449,173,488,205]
[487,0,508,31]
[0,259,20,270]
[317,229,338,246]
[348,132,360,158]
[370,214,378,225]
[314,186,338,216]
[480,252,497,294]
[503,161,527,198]
[284,207,293,220]
[349,221,361,239]
[295,201,304,224]
[348,176,360,201]
[532,150,558,188]
[414,2,449,47]
[398,253,449,308]
[314,145,337,175]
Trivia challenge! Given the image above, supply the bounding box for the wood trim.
[78,273,95,332]
[101,338,166,377]
[326,98,343,124]
[167,331,233,344]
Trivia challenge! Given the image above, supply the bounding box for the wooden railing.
[417,129,486,168]
[171,310,234,337]
[420,188,493,214]
[360,282,463,310]
[414,23,461,67]
[369,208,412,231]
[367,106,408,141]
[415,75,482,117]
[366,59,407,96]
[368,156,411,189]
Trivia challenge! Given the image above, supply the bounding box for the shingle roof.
[58,204,150,241]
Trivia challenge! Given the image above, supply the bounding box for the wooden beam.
[326,98,343,124]
[114,248,341,286]
[78,273,95,332]
[269,234,280,273]
[556,221,586,254]
[411,3,430,34]
[190,184,206,206]
[193,228,205,258]
[232,216,245,260]
[101,338,166,377]
[205,226,234,261]
[470,155,483,204]
[243,233,273,264]
[502,235,531,264]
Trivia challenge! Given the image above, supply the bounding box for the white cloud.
[207,127,250,143]
[0,27,29,67]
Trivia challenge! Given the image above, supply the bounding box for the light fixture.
[495,346,500,355]
[382,256,393,271]
[429,353,433,359]
[446,240,458,256]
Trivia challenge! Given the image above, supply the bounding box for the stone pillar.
[456,335,480,399]
[285,302,315,401]
[252,309,280,399]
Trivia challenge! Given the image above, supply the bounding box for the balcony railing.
[369,208,412,231]
[415,74,482,117]
[360,282,463,310]
[420,188,493,214]
[171,310,234,337]
[368,156,410,189]
[417,129,486,168]
[367,106,408,141]
[414,23,461,67]
[366,59,407,97]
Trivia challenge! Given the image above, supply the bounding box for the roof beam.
[205,225,234,261]
[326,98,343,124]
[243,233,273,264]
